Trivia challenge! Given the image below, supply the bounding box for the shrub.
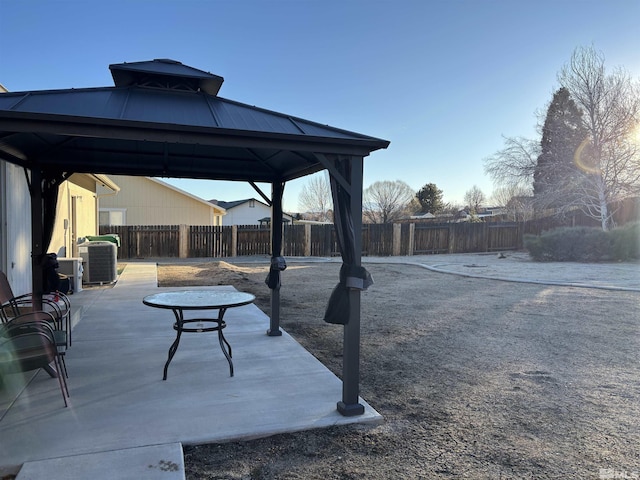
[524,226,612,262]
[610,222,640,261]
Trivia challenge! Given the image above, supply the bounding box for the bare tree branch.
[298,173,332,222]
[558,45,640,229]
[363,180,415,224]
[484,136,540,190]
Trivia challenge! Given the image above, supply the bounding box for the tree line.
[485,46,640,231]
[297,174,488,225]
[298,46,640,230]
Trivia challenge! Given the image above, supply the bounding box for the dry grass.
[157,260,640,480]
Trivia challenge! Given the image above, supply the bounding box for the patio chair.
[0,310,68,379]
[0,270,72,347]
[0,314,69,407]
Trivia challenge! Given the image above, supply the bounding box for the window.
[249,199,255,208]
[99,209,125,226]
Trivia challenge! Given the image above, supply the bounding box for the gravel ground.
[157,257,640,480]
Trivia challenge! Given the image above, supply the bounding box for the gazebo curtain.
[265,181,287,290]
[41,171,65,254]
[26,167,68,305]
[323,158,373,325]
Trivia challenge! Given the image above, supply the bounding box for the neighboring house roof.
[211,198,294,219]
[212,198,258,210]
[258,216,291,224]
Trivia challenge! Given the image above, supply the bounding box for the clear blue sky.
[1,0,638,212]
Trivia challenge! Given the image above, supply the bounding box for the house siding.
[1,161,32,295]
[99,175,223,226]
[1,165,110,294]
[49,174,100,258]
[222,202,271,226]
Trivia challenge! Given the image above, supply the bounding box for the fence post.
[231,225,238,257]
[518,221,525,249]
[392,223,402,256]
[325,224,332,257]
[179,225,189,258]
[304,224,311,256]
[408,223,415,256]
[448,223,455,253]
[482,223,489,252]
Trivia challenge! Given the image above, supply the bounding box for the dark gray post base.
[266,328,282,337]
[337,401,365,416]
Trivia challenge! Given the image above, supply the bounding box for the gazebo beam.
[28,167,45,310]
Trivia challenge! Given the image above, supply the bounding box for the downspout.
[94,176,120,233]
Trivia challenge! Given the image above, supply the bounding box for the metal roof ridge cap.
[204,95,221,127]
[6,92,31,111]
[287,117,307,134]
[117,88,132,119]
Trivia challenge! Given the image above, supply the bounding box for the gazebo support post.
[267,181,284,337]
[337,155,365,416]
[29,167,45,310]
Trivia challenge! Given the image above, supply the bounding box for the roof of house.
[91,174,120,192]
[212,198,267,210]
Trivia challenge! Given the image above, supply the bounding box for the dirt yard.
[157,260,640,480]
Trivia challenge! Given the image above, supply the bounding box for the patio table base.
[164,315,233,380]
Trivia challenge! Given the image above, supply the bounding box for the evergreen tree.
[415,183,444,214]
[533,87,587,209]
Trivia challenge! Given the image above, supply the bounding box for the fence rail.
[99,202,639,260]
[101,221,530,260]
[103,204,639,260]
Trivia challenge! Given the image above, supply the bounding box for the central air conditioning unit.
[78,241,118,284]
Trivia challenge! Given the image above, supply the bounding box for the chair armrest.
[8,296,64,317]
[6,311,56,325]
[2,313,58,341]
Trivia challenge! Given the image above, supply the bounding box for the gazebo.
[0,59,389,415]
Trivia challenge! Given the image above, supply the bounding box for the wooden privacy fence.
[101,222,526,260]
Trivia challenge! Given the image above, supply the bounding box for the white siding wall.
[222,202,271,226]
[1,161,32,295]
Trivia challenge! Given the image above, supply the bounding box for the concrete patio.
[0,262,381,479]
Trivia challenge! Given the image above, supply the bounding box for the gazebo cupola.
[109,58,224,96]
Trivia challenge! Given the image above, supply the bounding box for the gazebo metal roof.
[0,59,388,183]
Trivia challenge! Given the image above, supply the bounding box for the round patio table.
[143,290,255,380]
